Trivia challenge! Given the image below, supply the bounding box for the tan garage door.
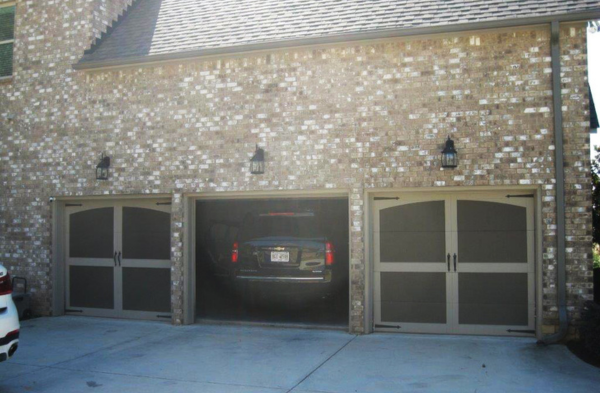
[373,192,535,336]
[65,199,172,320]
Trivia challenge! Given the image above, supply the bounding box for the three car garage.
[58,189,538,336]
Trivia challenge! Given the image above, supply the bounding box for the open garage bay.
[195,197,349,327]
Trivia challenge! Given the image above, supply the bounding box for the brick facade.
[0,0,592,334]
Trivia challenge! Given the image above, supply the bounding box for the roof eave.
[73,9,600,71]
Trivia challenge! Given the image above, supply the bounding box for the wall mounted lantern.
[250,145,265,175]
[96,152,110,180]
[441,136,458,169]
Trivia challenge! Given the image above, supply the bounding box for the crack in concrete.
[286,334,358,393]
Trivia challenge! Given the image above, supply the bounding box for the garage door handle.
[453,253,457,272]
[113,252,117,266]
[447,253,450,272]
[118,251,122,267]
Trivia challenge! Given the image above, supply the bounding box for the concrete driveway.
[1,317,599,392]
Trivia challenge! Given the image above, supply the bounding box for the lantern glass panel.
[442,152,457,168]
[96,166,109,180]
[250,160,264,175]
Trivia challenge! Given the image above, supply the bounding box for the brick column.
[170,193,185,325]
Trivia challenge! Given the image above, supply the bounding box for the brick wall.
[0,0,592,333]
[557,26,593,333]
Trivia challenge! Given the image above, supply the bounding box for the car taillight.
[5,329,18,339]
[0,273,12,296]
[231,242,239,263]
[325,242,335,266]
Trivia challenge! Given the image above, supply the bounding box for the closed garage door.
[65,199,172,320]
[373,192,535,336]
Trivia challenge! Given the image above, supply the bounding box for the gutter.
[539,20,568,345]
[73,9,600,71]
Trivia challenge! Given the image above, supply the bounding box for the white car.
[0,265,19,362]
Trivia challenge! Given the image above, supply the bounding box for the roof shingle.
[78,0,600,67]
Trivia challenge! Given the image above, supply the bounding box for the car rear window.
[239,214,323,241]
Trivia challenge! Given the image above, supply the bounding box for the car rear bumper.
[0,339,18,362]
[234,270,332,284]
[0,294,21,362]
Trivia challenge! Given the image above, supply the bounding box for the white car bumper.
[0,297,20,362]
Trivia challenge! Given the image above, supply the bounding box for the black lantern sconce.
[250,145,265,175]
[441,136,458,169]
[96,152,111,180]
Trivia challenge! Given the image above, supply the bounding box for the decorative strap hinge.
[506,194,534,199]
[375,324,401,329]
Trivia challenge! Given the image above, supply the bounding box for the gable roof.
[76,0,600,69]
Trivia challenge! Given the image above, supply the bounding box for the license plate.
[270,251,289,262]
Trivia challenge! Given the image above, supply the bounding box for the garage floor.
[2,317,599,392]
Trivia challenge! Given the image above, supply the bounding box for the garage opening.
[195,197,349,327]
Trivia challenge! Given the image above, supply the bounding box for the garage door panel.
[379,232,446,263]
[457,201,527,231]
[380,272,446,324]
[122,267,170,313]
[379,201,446,263]
[69,207,114,259]
[458,304,529,326]
[381,301,447,324]
[380,201,445,232]
[122,207,171,261]
[457,200,528,263]
[458,231,528,263]
[69,266,114,309]
[458,273,528,326]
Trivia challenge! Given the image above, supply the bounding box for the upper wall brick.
[0,1,591,333]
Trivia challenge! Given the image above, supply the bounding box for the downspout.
[539,20,568,345]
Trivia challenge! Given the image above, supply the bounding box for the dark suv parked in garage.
[231,211,335,284]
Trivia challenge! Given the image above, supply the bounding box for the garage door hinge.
[505,194,534,199]
[374,197,400,201]
[65,204,83,207]
[156,202,172,206]
[506,329,535,334]
[375,324,401,329]
[65,309,83,313]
